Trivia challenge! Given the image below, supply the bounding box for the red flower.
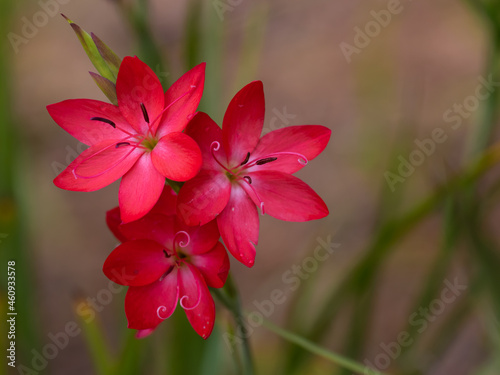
[176,81,331,267]
[104,186,229,339]
[48,57,205,222]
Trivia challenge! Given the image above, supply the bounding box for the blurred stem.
[393,198,460,373]
[399,198,459,356]
[285,141,500,371]
[468,27,500,157]
[212,274,255,375]
[261,318,388,375]
[76,302,114,375]
[420,285,474,373]
[198,0,225,121]
[117,0,169,87]
[337,288,376,375]
[463,0,500,328]
[184,0,203,69]
[466,216,500,318]
[111,329,146,375]
[232,3,269,92]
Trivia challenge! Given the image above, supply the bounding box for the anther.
[240,152,250,166]
[140,103,150,123]
[256,157,278,165]
[91,117,116,128]
[243,176,252,184]
[115,142,131,148]
[159,265,174,281]
[163,249,171,258]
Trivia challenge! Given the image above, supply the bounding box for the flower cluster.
[48,56,331,338]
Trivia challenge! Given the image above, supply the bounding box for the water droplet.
[231,207,235,212]
[190,85,197,88]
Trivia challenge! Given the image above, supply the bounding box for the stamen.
[158,265,174,281]
[179,276,202,310]
[210,141,232,174]
[157,296,177,320]
[90,117,134,137]
[115,142,131,148]
[245,151,308,169]
[157,306,169,319]
[240,152,250,166]
[256,157,277,165]
[72,136,141,179]
[163,249,171,258]
[140,103,150,123]
[174,231,191,249]
[240,177,265,215]
[91,117,116,128]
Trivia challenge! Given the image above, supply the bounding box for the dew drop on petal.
[190,85,196,88]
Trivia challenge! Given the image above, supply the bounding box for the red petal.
[103,239,170,286]
[157,63,206,136]
[184,112,227,171]
[53,139,142,192]
[116,56,164,134]
[250,125,331,174]
[179,264,215,339]
[119,153,165,223]
[246,171,329,221]
[119,213,176,247]
[136,329,155,338]
[106,207,128,243]
[176,170,232,226]
[47,99,136,146]
[151,132,202,181]
[125,269,179,330]
[222,81,265,167]
[150,185,178,216]
[191,242,230,288]
[217,185,259,267]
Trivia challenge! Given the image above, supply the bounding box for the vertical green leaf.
[75,299,114,375]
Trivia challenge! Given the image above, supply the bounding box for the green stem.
[212,274,255,375]
[262,318,388,375]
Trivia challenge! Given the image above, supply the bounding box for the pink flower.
[48,56,205,222]
[104,186,229,339]
[176,81,331,267]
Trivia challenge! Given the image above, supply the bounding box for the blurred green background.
[2,0,500,374]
